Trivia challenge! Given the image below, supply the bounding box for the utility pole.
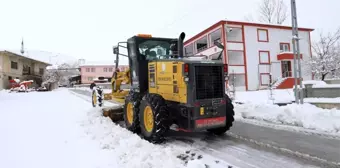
[290,0,304,104]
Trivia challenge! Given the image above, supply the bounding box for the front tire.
[123,91,141,133]
[139,93,169,143]
[92,90,97,107]
[207,96,234,135]
[92,87,103,107]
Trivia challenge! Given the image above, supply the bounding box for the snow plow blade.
[102,102,124,122]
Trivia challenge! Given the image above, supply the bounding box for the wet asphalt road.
[230,121,340,165]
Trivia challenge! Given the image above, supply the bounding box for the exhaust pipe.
[178,32,186,58]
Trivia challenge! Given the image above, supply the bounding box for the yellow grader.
[91,33,235,143]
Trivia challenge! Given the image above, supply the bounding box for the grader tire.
[139,93,170,143]
[92,90,97,107]
[92,88,103,107]
[123,92,141,133]
[97,89,103,107]
[207,96,234,135]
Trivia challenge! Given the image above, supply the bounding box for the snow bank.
[313,84,340,88]
[234,89,294,104]
[302,80,327,85]
[235,103,340,134]
[81,107,231,168]
[304,97,340,104]
[82,108,185,168]
[299,80,340,88]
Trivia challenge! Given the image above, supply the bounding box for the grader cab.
[92,32,235,143]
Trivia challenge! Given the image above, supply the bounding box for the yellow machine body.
[106,61,188,105]
[104,68,131,104]
[148,61,187,104]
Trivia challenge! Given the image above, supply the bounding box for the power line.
[155,11,191,33]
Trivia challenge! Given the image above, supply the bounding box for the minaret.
[20,37,24,55]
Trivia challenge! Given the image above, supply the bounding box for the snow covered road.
[69,88,331,168]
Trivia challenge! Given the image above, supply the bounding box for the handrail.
[282,71,292,78]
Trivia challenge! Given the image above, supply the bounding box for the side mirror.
[214,41,224,49]
[113,46,119,54]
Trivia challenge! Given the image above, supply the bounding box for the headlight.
[184,77,189,82]
[225,76,229,81]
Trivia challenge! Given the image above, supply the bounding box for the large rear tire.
[207,96,234,135]
[139,93,170,143]
[123,91,141,133]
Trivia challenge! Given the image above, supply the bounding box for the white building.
[184,20,314,91]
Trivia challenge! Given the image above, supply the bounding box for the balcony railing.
[22,71,43,77]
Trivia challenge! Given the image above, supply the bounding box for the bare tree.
[309,28,340,80]
[258,0,289,25]
[42,61,80,86]
[244,13,255,22]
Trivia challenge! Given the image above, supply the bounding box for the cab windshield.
[138,40,176,60]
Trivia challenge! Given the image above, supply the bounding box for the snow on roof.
[80,61,115,66]
[46,65,59,70]
[80,60,129,67]
[2,50,52,65]
[3,49,78,66]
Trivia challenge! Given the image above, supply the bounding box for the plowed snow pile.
[235,103,340,134]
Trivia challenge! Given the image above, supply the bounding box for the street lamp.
[290,0,304,104]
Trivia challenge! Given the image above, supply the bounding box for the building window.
[11,61,18,69]
[39,68,44,75]
[91,68,95,72]
[229,74,246,87]
[184,43,194,56]
[196,36,208,53]
[86,68,90,72]
[109,68,113,72]
[226,27,243,42]
[209,28,222,46]
[22,65,31,75]
[260,73,270,86]
[259,51,270,64]
[104,68,108,72]
[257,29,269,42]
[280,43,290,52]
[88,77,93,81]
[228,50,244,65]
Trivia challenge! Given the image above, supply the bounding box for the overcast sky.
[0,0,338,63]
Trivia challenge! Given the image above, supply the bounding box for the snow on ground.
[235,103,340,134]
[234,80,340,104]
[233,82,340,134]
[0,88,233,168]
[234,89,294,104]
